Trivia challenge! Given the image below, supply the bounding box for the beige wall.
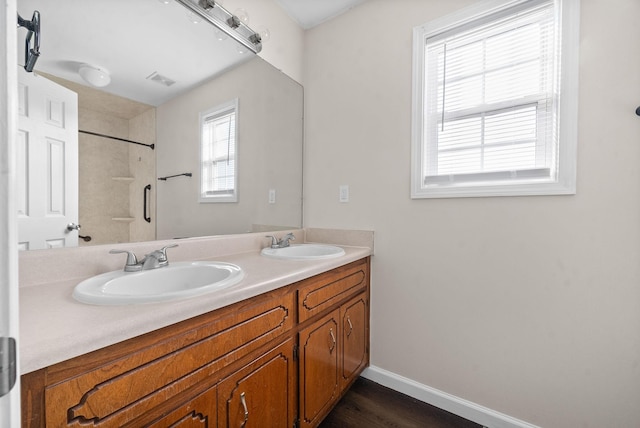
[303,0,640,427]
[156,57,303,240]
[224,0,305,83]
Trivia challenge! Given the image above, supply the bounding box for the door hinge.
[0,337,17,398]
[293,417,300,428]
[293,344,298,361]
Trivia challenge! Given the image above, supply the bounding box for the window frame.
[199,98,239,203]
[411,0,580,199]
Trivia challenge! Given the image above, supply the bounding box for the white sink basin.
[261,244,345,260]
[73,261,244,305]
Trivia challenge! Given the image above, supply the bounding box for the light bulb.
[234,8,249,25]
[257,27,270,43]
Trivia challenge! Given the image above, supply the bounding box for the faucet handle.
[109,249,139,270]
[280,233,295,247]
[265,235,279,248]
[158,244,178,261]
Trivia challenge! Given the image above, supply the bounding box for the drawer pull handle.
[240,392,249,427]
[346,316,353,337]
[329,328,336,354]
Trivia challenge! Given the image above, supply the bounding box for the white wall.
[303,0,640,427]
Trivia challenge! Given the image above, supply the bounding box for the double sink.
[73,243,345,305]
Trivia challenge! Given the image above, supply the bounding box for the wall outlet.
[269,189,276,204]
[339,185,349,203]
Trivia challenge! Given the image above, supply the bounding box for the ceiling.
[276,0,366,29]
[16,0,365,107]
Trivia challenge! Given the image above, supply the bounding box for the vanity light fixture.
[173,0,262,54]
[78,64,111,87]
[198,0,215,9]
[256,27,271,43]
[234,8,250,25]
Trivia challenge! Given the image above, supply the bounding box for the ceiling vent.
[146,72,176,87]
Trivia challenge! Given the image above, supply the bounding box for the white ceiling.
[15,0,364,107]
[275,0,366,29]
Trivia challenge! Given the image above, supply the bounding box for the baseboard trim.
[361,366,540,428]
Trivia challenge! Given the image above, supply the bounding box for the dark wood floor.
[319,377,482,428]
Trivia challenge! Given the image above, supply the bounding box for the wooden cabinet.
[298,293,369,428]
[21,257,370,428]
[24,290,295,428]
[145,387,217,428]
[297,259,370,428]
[217,339,295,428]
[297,260,368,323]
[341,293,368,389]
[299,309,341,428]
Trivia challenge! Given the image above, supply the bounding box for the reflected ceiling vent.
[146,72,176,87]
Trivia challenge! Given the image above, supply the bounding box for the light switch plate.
[339,185,349,203]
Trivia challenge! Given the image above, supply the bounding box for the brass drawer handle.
[346,316,353,338]
[240,392,249,427]
[329,328,336,354]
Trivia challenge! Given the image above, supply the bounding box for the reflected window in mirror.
[200,99,238,203]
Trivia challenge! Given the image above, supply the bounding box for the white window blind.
[412,0,579,198]
[200,100,238,202]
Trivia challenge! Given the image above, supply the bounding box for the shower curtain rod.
[79,130,155,150]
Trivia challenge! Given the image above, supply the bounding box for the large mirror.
[16,0,303,249]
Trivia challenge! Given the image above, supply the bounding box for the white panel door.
[17,69,79,250]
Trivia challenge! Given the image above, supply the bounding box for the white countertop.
[19,245,371,374]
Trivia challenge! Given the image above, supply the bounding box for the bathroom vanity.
[18,232,371,428]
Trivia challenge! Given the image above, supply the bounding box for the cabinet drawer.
[298,259,368,323]
[142,386,217,428]
[44,292,294,427]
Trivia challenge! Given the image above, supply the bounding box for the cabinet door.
[41,294,294,427]
[145,387,216,428]
[341,293,368,389]
[299,309,340,428]
[218,339,295,428]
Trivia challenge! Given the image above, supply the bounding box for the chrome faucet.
[110,244,178,272]
[141,244,178,270]
[265,233,296,249]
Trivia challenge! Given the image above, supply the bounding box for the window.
[200,99,238,203]
[411,0,579,198]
